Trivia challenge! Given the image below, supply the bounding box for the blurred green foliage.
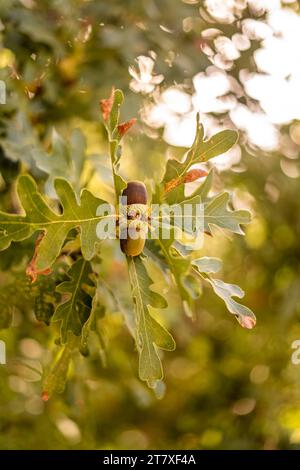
[0,0,300,451]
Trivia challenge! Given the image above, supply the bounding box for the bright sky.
[129,1,300,173]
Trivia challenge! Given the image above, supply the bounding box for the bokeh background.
[1,0,300,450]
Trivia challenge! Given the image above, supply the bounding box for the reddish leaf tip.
[100,87,115,121]
[117,118,137,138]
[41,391,50,402]
[165,168,208,193]
[238,316,256,329]
[184,168,208,184]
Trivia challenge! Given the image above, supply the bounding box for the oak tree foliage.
[0,89,255,396]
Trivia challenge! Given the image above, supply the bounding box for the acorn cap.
[122,181,147,205]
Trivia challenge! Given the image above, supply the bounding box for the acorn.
[120,181,148,257]
[122,181,147,205]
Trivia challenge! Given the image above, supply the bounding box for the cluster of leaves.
[0,88,255,396]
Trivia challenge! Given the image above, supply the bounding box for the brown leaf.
[26,233,52,283]
[117,118,137,138]
[99,87,115,121]
[165,168,208,193]
[184,168,208,183]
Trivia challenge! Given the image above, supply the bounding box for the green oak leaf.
[192,257,223,274]
[33,128,86,196]
[164,190,250,238]
[208,278,256,329]
[163,114,238,204]
[42,335,78,401]
[53,258,94,343]
[203,192,251,234]
[175,192,250,236]
[127,256,175,384]
[0,175,111,273]
[192,257,256,329]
